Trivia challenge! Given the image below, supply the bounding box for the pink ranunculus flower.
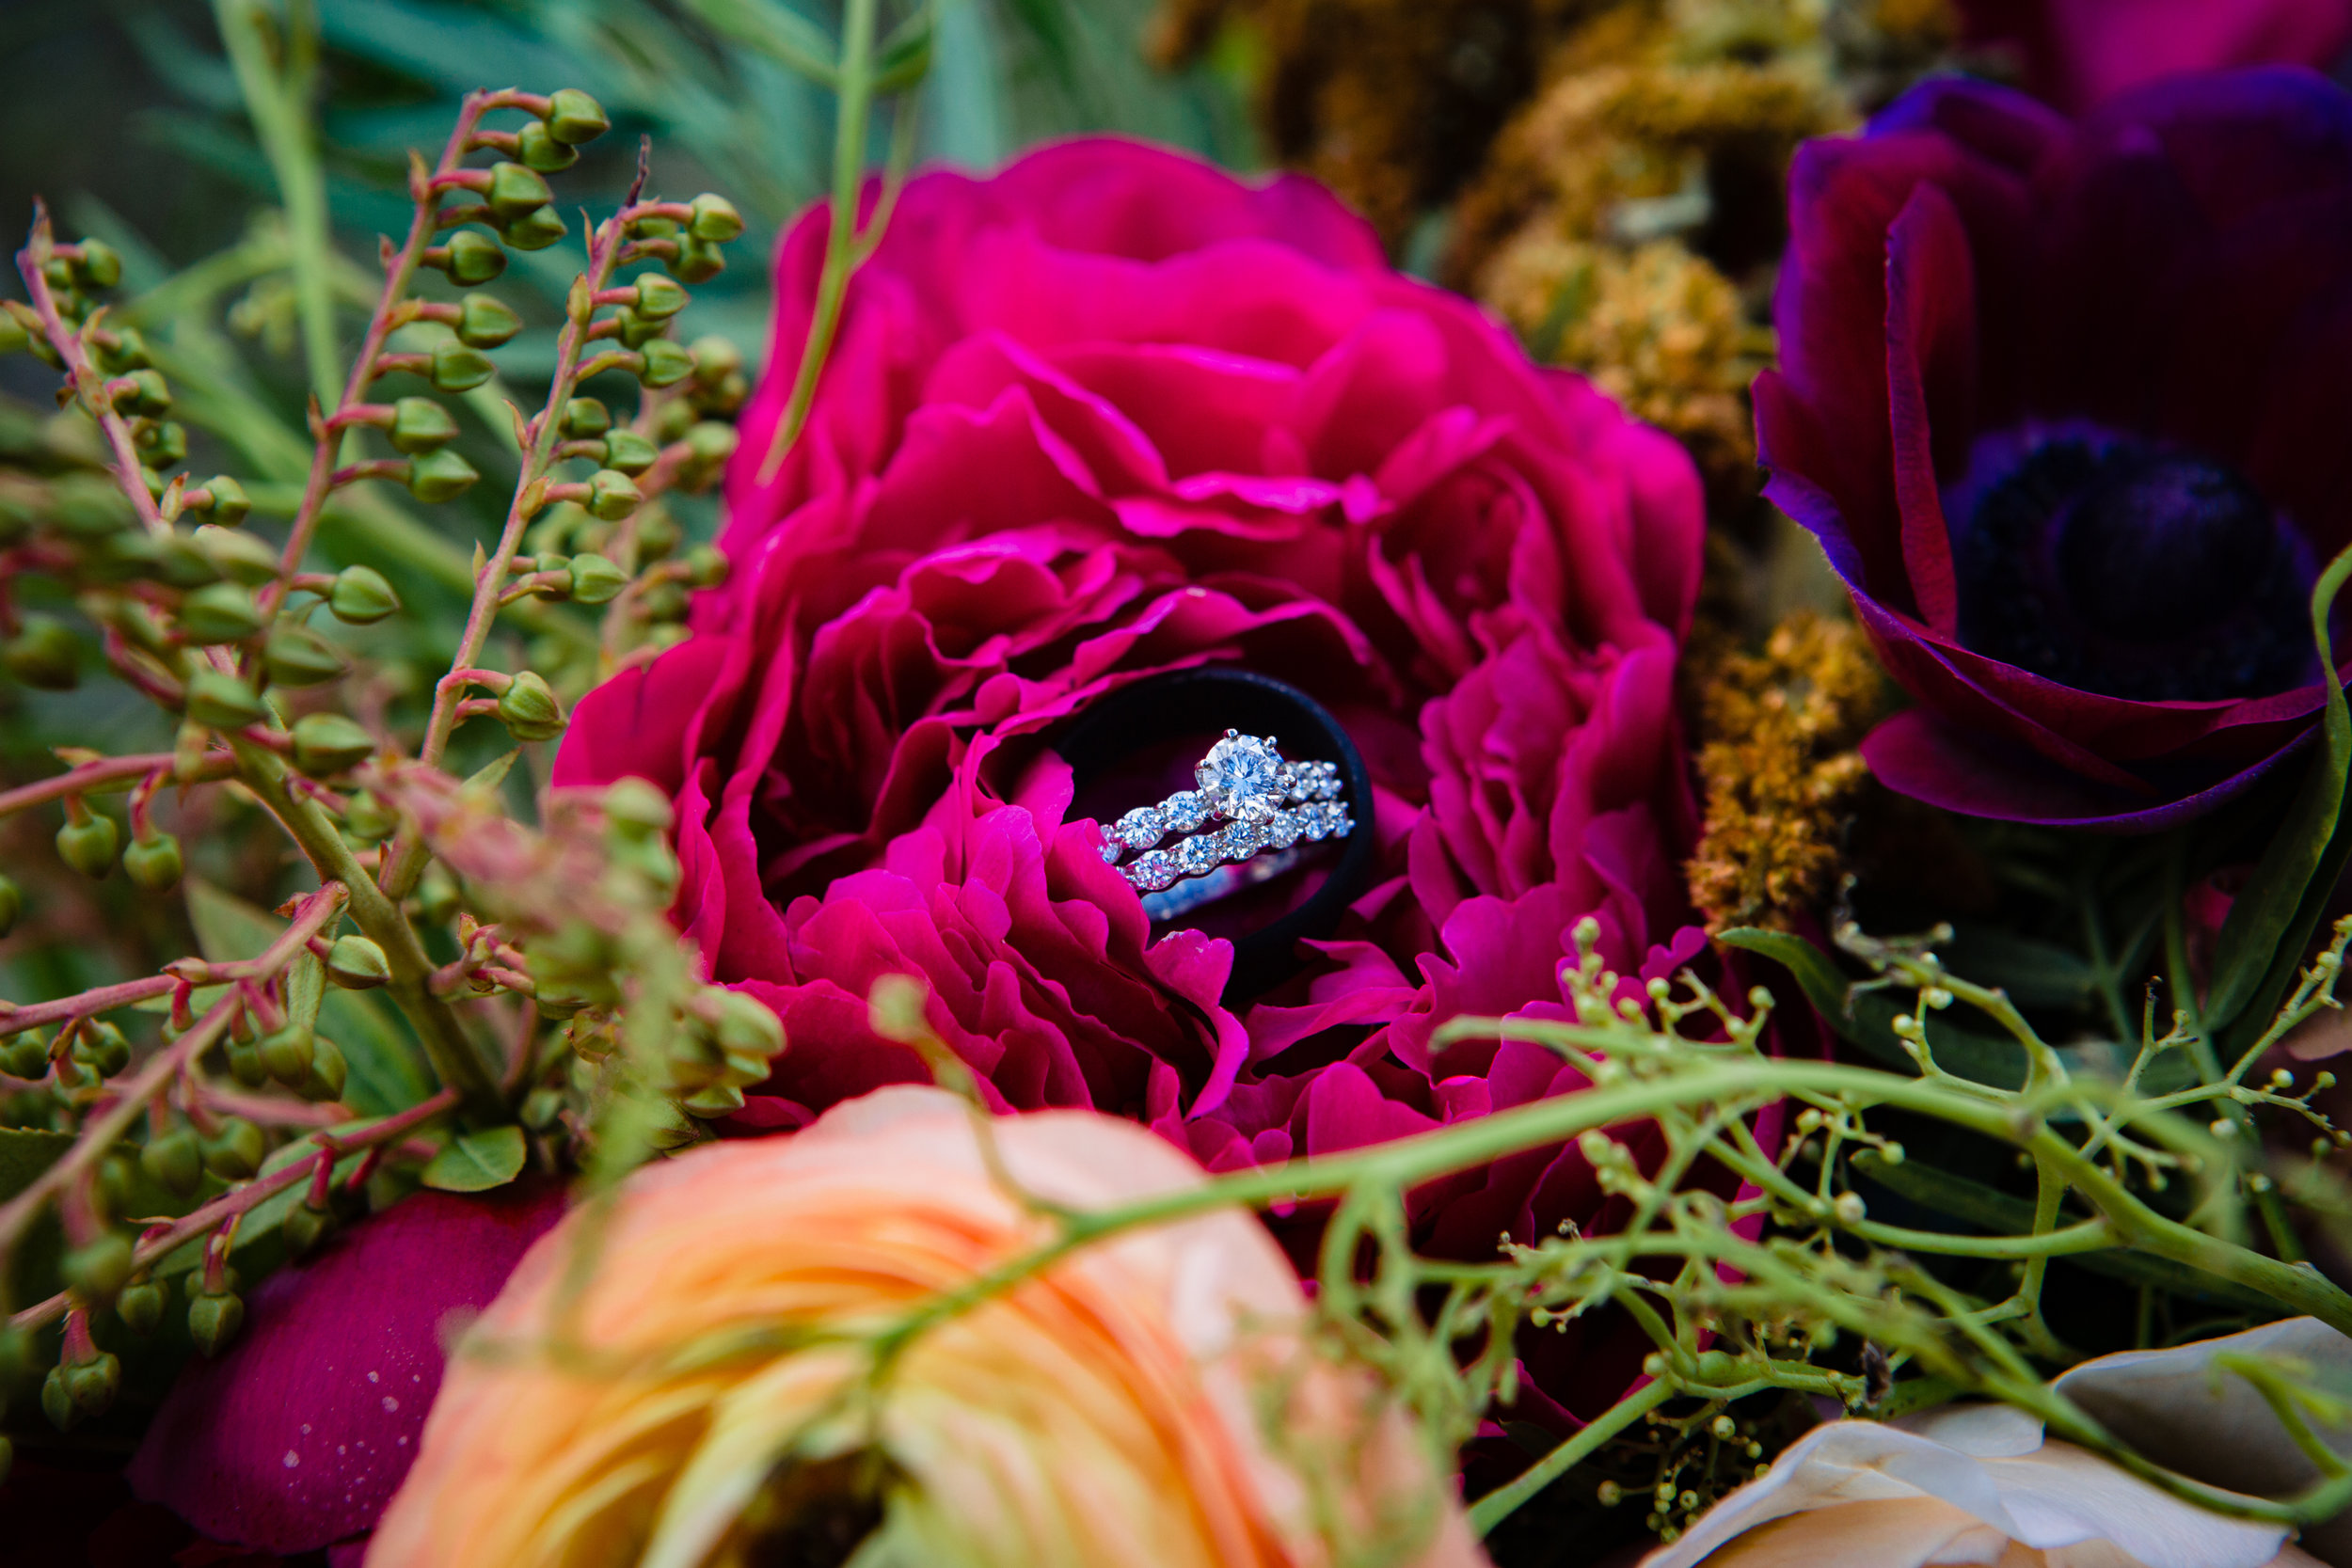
[1959,0,2352,114]
[555,137,1708,1420]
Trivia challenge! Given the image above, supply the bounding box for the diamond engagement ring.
[1054,667,1375,1005]
[1096,732,1355,895]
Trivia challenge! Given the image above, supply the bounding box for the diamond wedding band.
[1097,731,1356,896]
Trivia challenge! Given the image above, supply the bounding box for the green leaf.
[0,1128,73,1203]
[183,880,431,1115]
[1938,925,2099,1012]
[464,748,520,798]
[872,6,935,94]
[421,1125,526,1193]
[2207,544,2352,1037]
[683,0,840,85]
[1721,927,2026,1089]
[1851,1151,2276,1311]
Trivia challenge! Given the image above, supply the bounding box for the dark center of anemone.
[1948,433,2320,703]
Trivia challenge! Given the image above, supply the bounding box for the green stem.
[1466,1379,1674,1536]
[229,737,501,1117]
[214,0,341,407]
[755,0,881,486]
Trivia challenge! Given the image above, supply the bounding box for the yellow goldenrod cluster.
[1150,0,1594,245]
[1686,609,1883,931]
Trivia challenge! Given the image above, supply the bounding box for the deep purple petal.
[127,1181,567,1552]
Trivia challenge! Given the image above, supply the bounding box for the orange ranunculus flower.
[367,1085,1489,1568]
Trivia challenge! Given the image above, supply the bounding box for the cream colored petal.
[1977,1441,2288,1568]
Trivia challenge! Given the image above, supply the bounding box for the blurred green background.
[0,0,1257,1016]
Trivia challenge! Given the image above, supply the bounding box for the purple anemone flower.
[124,1181,566,1557]
[1756,68,2352,829]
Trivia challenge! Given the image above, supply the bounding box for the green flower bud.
[136,420,189,468]
[486,162,553,220]
[2,1032,48,1079]
[689,334,742,385]
[4,615,81,689]
[183,668,268,729]
[634,505,681,562]
[152,529,220,588]
[545,87,611,144]
[0,310,27,356]
[115,368,171,417]
[598,780,669,842]
[685,420,739,467]
[291,713,375,777]
[201,1117,265,1180]
[601,429,659,475]
[188,1290,245,1356]
[683,544,729,588]
[613,306,663,350]
[297,1034,347,1102]
[457,293,523,349]
[193,523,280,585]
[687,193,745,244]
[440,230,507,287]
[117,1278,167,1336]
[177,582,263,643]
[260,1022,314,1085]
[192,474,250,526]
[430,341,496,393]
[496,670,566,742]
[388,396,459,454]
[668,237,725,284]
[263,624,345,688]
[283,1199,331,1257]
[585,468,642,521]
[52,474,135,537]
[327,564,401,624]
[140,1126,204,1197]
[566,552,628,605]
[713,988,785,1061]
[638,339,694,388]
[40,1366,74,1430]
[653,398,694,443]
[326,934,391,990]
[501,205,567,251]
[406,447,481,504]
[56,814,119,879]
[95,325,151,372]
[63,1233,133,1301]
[74,240,122,290]
[633,274,689,320]
[76,1020,131,1077]
[343,789,396,842]
[516,118,579,172]
[560,397,611,439]
[681,1081,746,1118]
[225,1037,266,1087]
[0,873,21,939]
[640,581,688,621]
[67,1350,121,1418]
[121,831,183,893]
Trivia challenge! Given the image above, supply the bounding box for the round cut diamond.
[1266,810,1303,849]
[1177,834,1223,876]
[1129,850,1178,892]
[1115,807,1166,851]
[1163,790,1211,832]
[1197,732,1285,823]
[1221,821,1266,858]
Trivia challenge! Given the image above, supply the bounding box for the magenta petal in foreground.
[126,1180,567,1553]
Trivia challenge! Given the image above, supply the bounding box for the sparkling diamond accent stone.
[1196,732,1286,823]
[1163,790,1211,832]
[1114,807,1167,852]
[1129,850,1178,892]
[1177,834,1223,876]
[1266,809,1303,849]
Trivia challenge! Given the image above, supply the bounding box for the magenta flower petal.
[126,1181,566,1553]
